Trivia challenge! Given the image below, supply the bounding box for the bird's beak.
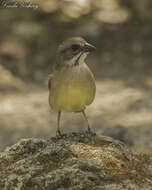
[83,43,96,52]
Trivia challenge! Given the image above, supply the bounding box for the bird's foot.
[85,127,96,136]
[56,129,62,136]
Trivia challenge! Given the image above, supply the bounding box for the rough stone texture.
[0,132,151,190]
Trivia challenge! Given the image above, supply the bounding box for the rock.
[103,125,133,146]
[0,132,151,190]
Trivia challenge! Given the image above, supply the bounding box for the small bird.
[48,37,96,135]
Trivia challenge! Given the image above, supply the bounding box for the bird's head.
[58,37,96,65]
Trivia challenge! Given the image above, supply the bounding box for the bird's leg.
[82,110,92,133]
[57,111,61,136]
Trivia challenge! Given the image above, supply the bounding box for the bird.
[48,37,96,135]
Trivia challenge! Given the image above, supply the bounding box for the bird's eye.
[71,44,80,51]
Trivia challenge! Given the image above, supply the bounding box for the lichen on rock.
[0,132,151,190]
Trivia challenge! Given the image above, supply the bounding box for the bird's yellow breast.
[49,63,96,112]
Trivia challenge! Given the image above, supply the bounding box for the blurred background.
[0,0,152,153]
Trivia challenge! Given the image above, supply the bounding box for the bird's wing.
[48,74,53,91]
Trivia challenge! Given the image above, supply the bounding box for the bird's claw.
[56,129,62,136]
[86,127,96,136]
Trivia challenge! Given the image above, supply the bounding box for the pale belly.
[49,63,96,112]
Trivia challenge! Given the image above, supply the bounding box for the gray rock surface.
[0,132,151,190]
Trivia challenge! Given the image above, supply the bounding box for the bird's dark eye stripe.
[60,45,80,54]
[71,44,80,51]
